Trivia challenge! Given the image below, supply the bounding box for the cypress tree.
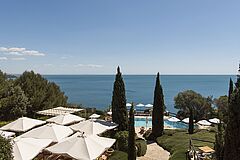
[152,72,164,138]
[188,107,194,134]
[228,78,233,103]
[111,66,128,131]
[215,115,224,160]
[128,103,136,160]
[236,63,240,88]
[222,78,234,124]
[224,83,240,159]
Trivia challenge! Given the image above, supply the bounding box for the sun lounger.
[139,126,145,134]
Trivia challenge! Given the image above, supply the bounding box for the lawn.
[108,150,128,160]
[156,129,215,160]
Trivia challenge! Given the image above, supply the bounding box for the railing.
[168,112,177,117]
[187,138,215,160]
[188,139,201,160]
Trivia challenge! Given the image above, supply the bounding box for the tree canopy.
[0,71,8,98]
[0,70,68,120]
[214,95,228,123]
[0,85,29,120]
[15,71,68,117]
[174,90,213,121]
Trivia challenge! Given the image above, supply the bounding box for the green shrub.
[95,109,104,115]
[136,139,147,157]
[108,151,128,160]
[101,129,116,139]
[143,129,155,140]
[114,131,147,157]
[114,131,128,152]
[0,136,13,160]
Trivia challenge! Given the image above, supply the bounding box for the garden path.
[136,142,170,160]
[136,127,170,160]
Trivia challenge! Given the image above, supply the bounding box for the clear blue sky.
[0,0,240,75]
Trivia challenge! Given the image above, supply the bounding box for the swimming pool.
[135,117,189,129]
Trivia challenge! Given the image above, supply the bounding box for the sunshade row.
[0,114,117,160]
[168,117,220,125]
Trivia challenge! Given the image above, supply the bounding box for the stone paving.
[136,127,170,160]
[137,142,170,160]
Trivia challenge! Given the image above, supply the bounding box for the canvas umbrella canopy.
[46,132,116,160]
[107,111,112,115]
[46,114,85,125]
[136,103,145,107]
[0,130,15,139]
[13,137,52,160]
[54,107,83,112]
[182,118,195,124]
[209,118,220,124]
[70,120,117,135]
[20,123,73,143]
[197,120,212,126]
[168,117,180,122]
[182,118,190,123]
[89,114,100,119]
[145,104,153,108]
[0,117,46,132]
[126,103,132,107]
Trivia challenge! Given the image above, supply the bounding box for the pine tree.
[0,70,8,98]
[128,103,136,160]
[0,85,29,120]
[0,70,7,85]
[15,71,67,117]
[188,107,194,134]
[152,72,164,138]
[111,67,128,131]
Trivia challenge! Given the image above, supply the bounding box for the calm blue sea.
[44,75,236,113]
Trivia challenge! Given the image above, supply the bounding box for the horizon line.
[11,73,238,76]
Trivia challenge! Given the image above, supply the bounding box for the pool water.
[135,117,188,129]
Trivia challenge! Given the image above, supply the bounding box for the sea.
[44,75,236,113]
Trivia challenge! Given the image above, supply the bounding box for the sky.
[0,0,240,75]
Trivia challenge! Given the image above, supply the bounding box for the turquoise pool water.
[135,117,188,129]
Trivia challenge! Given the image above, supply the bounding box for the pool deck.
[135,116,187,129]
[135,115,170,120]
